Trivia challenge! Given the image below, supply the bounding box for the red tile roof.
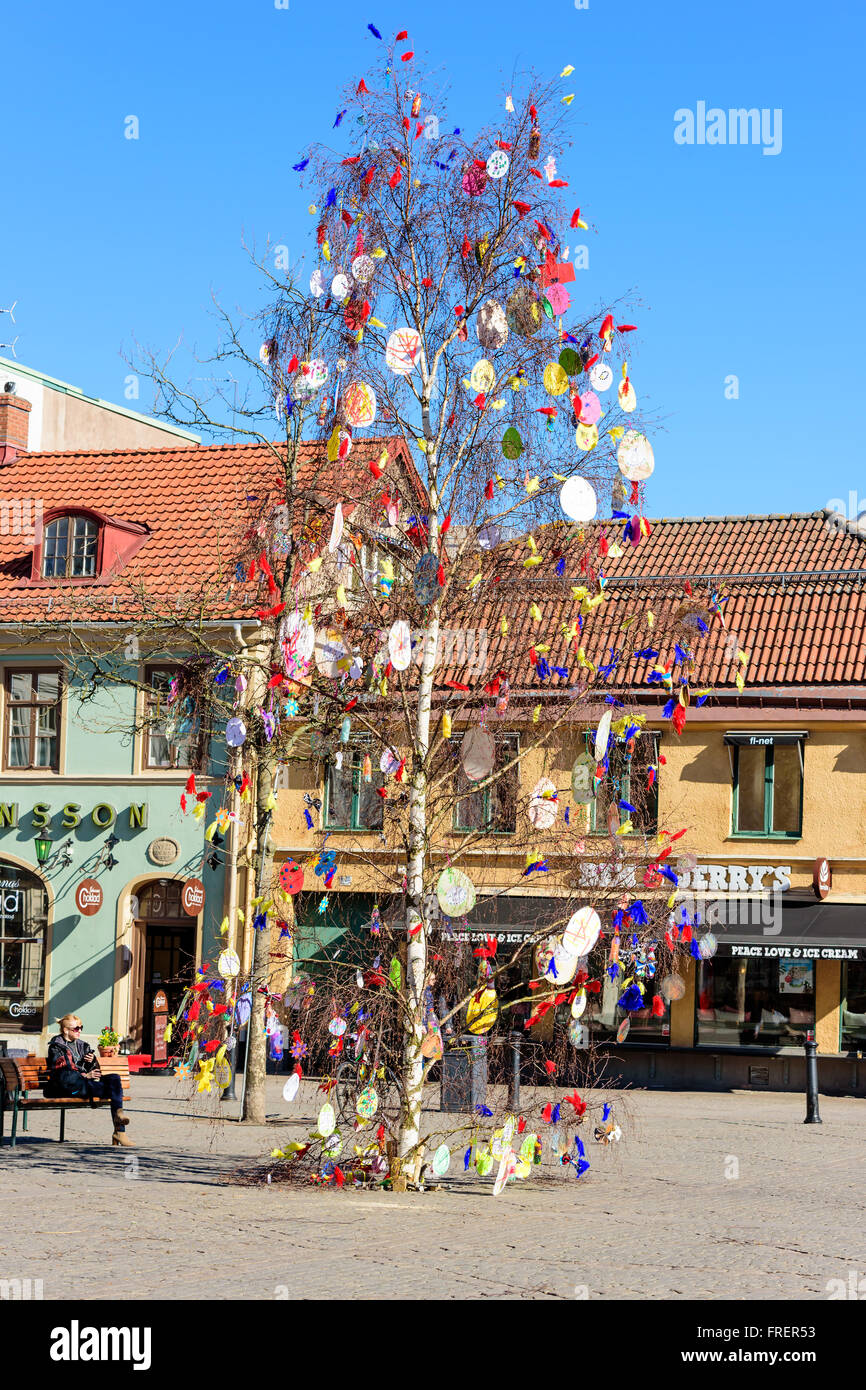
[0,436,424,623]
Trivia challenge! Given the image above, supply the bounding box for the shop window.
[731,738,803,837]
[696,955,814,1047]
[842,961,866,1050]
[325,746,385,831]
[3,667,62,771]
[582,938,668,1041]
[575,729,659,836]
[144,666,205,770]
[0,864,49,1032]
[454,733,519,833]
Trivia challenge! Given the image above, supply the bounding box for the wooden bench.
[0,1055,130,1146]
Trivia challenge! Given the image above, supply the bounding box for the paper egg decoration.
[576,390,602,425]
[543,362,570,397]
[462,163,488,196]
[386,326,422,374]
[616,1017,631,1043]
[413,552,440,604]
[575,422,598,452]
[293,359,329,399]
[492,1149,517,1196]
[467,986,499,1035]
[314,628,347,679]
[330,272,353,300]
[529,777,558,830]
[476,299,509,350]
[317,1102,336,1138]
[283,611,316,664]
[218,948,241,978]
[432,1143,452,1176]
[486,150,510,179]
[559,476,597,523]
[387,619,412,671]
[355,1085,379,1119]
[571,989,587,1019]
[502,426,524,460]
[282,1073,300,1103]
[343,380,377,428]
[617,430,655,481]
[594,708,612,762]
[559,347,580,377]
[660,974,686,1002]
[278,861,303,901]
[469,358,496,394]
[506,284,541,337]
[225,716,247,748]
[535,935,578,985]
[461,726,496,782]
[618,377,637,412]
[436,867,476,917]
[351,254,375,283]
[570,751,597,803]
[421,1027,443,1060]
[563,906,602,957]
[590,362,613,391]
[545,282,571,316]
[309,268,326,298]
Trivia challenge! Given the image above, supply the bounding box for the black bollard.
[507,1030,522,1111]
[803,1033,822,1124]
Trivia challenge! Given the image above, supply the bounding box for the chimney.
[0,381,31,457]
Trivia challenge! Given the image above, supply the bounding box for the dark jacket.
[45,1034,100,1098]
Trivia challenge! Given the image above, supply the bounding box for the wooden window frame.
[3,666,63,772]
[142,665,203,772]
[323,744,385,832]
[454,732,520,835]
[731,741,804,840]
[41,513,101,580]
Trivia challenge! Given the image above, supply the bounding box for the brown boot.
[112,1129,135,1147]
[114,1108,128,1125]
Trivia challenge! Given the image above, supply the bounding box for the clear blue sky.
[3,0,863,518]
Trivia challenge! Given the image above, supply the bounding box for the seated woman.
[45,1014,133,1147]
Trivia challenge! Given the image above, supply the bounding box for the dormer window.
[42,515,99,578]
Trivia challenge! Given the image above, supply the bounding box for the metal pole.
[804,1032,822,1124]
[237,811,273,1121]
[507,1029,521,1111]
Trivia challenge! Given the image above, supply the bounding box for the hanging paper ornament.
[570,751,597,802]
[528,777,558,830]
[594,708,612,762]
[379,747,401,775]
[617,429,655,481]
[476,299,509,350]
[327,502,345,553]
[432,1143,452,1176]
[279,859,304,895]
[461,726,496,782]
[293,359,329,399]
[282,1072,300,1103]
[618,364,637,412]
[590,361,613,391]
[217,948,241,978]
[461,163,488,196]
[501,426,524,460]
[343,381,377,428]
[576,390,602,425]
[388,619,412,671]
[659,973,686,1002]
[545,282,571,316]
[699,932,718,960]
[330,272,353,300]
[571,989,587,1019]
[559,347,580,377]
[309,268,326,298]
[486,150,509,179]
[315,628,348,678]
[543,362,570,397]
[475,1147,494,1176]
[282,611,316,667]
[559,476,597,523]
[616,1017,631,1043]
[436,867,476,916]
[413,552,440,604]
[534,934,579,985]
[420,1026,443,1060]
[563,906,602,957]
[469,359,496,394]
[506,284,541,337]
[492,1148,517,1196]
[575,421,598,452]
[478,523,500,549]
[385,326,422,374]
[351,254,375,283]
[225,716,247,748]
[356,1085,379,1119]
[317,1102,336,1138]
[467,986,499,1035]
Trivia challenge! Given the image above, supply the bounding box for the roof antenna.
[0,302,19,357]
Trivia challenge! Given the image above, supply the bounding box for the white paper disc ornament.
[436,867,476,917]
[388,619,412,671]
[330,272,353,300]
[293,359,329,399]
[617,430,655,481]
[327,502,344,553]
[594,708,613,762]
[282,1073,300,1103]
[225,716,247,748]
[310,268,326,298]
[385,326,422,375]
[570,752,597,803]
[317,1102,336,1138]
[528,777,558,830]
[283,611,316,664]
[559,476,597,523]
[589,361,613,391]
[432,1143,452,1176]
[315,628,348,678]
[351,254,375,283]
[486,150,510,179]
[469,358,496,394]
[461,726,496,782]
[218,948,241,978]
[476,299,509,351]
[493,1148,517,1196]
[563,906,601,957]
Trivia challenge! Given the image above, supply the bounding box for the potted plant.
[97,1026,120,1058]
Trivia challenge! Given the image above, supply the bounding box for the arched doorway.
[128,879,198,1051]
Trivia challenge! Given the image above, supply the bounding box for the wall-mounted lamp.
[34,834,54,866]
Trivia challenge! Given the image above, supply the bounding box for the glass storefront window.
[696,955,814,1047]
[0,863,49,1032]
[842,961,866,1050]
